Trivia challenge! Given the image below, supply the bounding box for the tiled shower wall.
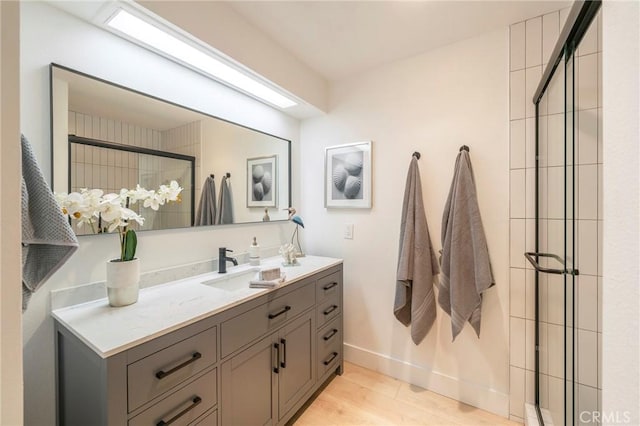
[68,112,198,232]
[508,8,603,424]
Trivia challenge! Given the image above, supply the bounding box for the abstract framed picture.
[247,155,277,208]
[325,141,372,208]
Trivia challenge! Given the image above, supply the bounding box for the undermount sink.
[200,268,259,292]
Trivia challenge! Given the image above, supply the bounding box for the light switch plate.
[344,223,354,239]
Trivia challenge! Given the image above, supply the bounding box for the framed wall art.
[325,141,372,208]
[247,155,277,208]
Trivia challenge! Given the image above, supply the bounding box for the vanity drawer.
[129,368,217,426]
[316,272,341,304]
[193,409,217,426]
[317,320,342,378]
[316,290,341,329]
[128,327,217,413]
[221,283,315,358]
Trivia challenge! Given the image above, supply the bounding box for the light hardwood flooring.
[292,362,520,426]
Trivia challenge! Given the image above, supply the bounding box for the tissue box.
[260,267,281,281]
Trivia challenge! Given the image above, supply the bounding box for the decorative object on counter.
[21,134,79,312]
[247,155,277,208]
[285,207,305,257]
[438,145,494,340]
[279,243,298,266]
[325,141,372,209]
[262,208,270,222]
[55,180,183,307]
[249,237,261,266]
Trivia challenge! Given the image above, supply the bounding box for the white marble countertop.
[52,255,342,358]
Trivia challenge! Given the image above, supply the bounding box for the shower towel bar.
[524,252,579,276]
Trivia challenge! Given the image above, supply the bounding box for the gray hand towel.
[438,150,494,340]
[21,134,78,311]
[394,157,440,345]
[217,175,234,225]
[195,176,217,226]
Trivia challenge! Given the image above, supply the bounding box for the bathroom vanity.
[53,256,343,426]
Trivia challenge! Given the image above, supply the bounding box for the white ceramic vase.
[106,258,140,307]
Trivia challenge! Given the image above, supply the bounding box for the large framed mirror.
[50,64,291,235]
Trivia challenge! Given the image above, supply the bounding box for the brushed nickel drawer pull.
[323,305,338,316]
[268,305,291,319]
[156,396,202,425]
[323,328,338,341]
[155,352,202,380]
[323,281,338,291]
[323,352,338,366]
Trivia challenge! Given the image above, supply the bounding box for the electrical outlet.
[344,223,354,239]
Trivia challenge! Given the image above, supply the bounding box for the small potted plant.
[56,181,183,306]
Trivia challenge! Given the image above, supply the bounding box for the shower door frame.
[530,1,601,424]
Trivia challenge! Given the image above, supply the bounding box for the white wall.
[20,2,300,424]
[602,1,640,424]
[1,2,24,424]
[300,29,510,416]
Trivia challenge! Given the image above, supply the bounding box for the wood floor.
[292,362,520,426]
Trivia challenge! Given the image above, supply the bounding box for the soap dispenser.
[249,237,260,266]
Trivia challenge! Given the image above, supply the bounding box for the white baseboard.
[344,343,510,418]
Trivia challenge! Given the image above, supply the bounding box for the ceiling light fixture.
[106,9,297,109]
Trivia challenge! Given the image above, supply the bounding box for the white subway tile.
[511,219,526,268]
[597,52,602,108]
[525,17,542,67]
[578,109,598,165]
[547,323,564,378]
[511,119,526,169]
[525,268,534,320]
[511,268,526,318]
[511,70,526,120]
[526,66,542,118]
[559,7,571,29]
[525,168,536,219]
[547,114,564,167]
[548,376,564,425]
[525,319,535,371]
[577,220,598,276]
[597,332,602,389]
[539,373,549,408]
[578,330,598,387]
[578,275,598,332]
[547,273,564,326]
[511,22,526,71]
[510,366,525,417]
[547,167,564,220]
[547,67,564,115]
[539,322,549,375]
[525,218,536,257]
[525,117,536,169]
[578,54,598,111]
[511,317,526,368]
[542,12,560,65]
[578,165,598,220]
[597,220,603,276]
[525,369,535,404]
[539,169,548,219]
[578,384,599,425]
[511,169,526,218]
[114,121,122,144]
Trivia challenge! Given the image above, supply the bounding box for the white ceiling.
[228,1,571,81]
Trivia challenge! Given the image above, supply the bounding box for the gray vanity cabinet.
[219,312,314,425]
[55,262,343,426]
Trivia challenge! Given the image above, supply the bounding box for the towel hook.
[412,151,421,160]
[459,145,470,152]
[210,174,215,179]
[226,172,231,178]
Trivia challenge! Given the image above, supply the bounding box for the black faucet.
[218,247,238,274]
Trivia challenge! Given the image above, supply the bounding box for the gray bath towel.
[394,157,439,345]
[195,176,217,226]
[438,150,494,340]
[217,175,234,225]
[21,134,78,311]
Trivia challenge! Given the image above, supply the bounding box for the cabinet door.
[220,334,277,426]
[277,312,315,420]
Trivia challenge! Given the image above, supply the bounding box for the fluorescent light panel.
[107,9,297,109]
